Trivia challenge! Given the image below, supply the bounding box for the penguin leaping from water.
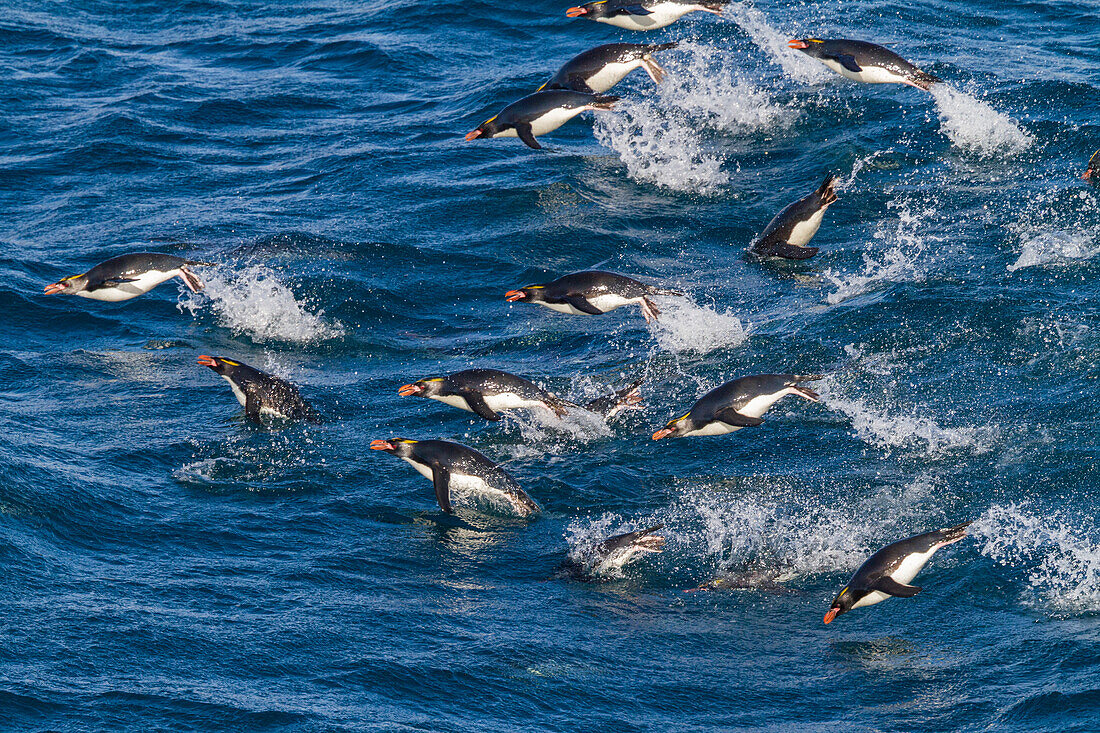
[44,253,214,302]
[751,174,838,260]
[399,368,643,422]
[506,271,682,323]
[824,522,971,624]
[653,374,821,440]
[557,524,666,580]
[198,355,320,424]
[370,438,540,517]
[566,0,728,31]
[465,90,618,150]
[788,38,940,91]
[541,43,678,94]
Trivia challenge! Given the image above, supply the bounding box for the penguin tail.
[187,260,218,267]
[817,174,838,206]
[589,95,620,111]
[650,286,684,297]
[793,374,824,382]
[179,266,205,293]
[700,0,729,12]
[646,42,679,53]
[909,71,941,91]
[937,521,972,545]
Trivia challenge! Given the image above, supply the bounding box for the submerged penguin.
[44,253,214,302]
[541,42,677,94]
[1083,150,1100,182]
[557,524,666,580]
[824,522,971,624]
[465,90,618,150]
[566,0,728,31]
[788,38,940,91]
[653,374,821,440]
[399,368,643,421]
[506,271,682,323]
[751,175,838,260]
[197,355,319,423]
[370,438,539,516]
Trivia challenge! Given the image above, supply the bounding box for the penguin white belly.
[738,388,798,419]
[528,106,589,136]
[539,294,638,315]
[401,457,436,481]
[821,60,909,85]
[483,392,546,411]
[431,394,475,412]
[585,60,643,93]
[599,3,694,30]
[221,376,248,408]
[787,207,826,246]
[686,421,742,436]
[892,548,937,585]
[852,590,893,609]
[77,269,181,301]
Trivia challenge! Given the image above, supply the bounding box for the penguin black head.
[652,412,693,440]
[369,438,418,458]
[824,585,859,624]
[565,1,610,20]
[1084,150,1100,182]
[787,38,826,57]
[197,354,246,376]
[44,272,89,296]
[465,115,502,142]
[504,284,546,304]
[398,378,445,398]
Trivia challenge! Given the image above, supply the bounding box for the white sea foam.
[648,295,750,354]
[929,85,1033,158]
[823,202,932,305]
[974,504,1100,613]
[592,43,790,193]
[1007,226,1100,272]
[723,3,831,84]
[179,264,344,344]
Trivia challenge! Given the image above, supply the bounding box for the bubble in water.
[929,85,1033,158]
[974,504,1100,614]
[1007,227,1100,272]
[647,295,750,354]
[179,264,344,344]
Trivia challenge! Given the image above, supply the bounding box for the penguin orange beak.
[398,384,422,396]
[43,282,65,295]
[197,355,218,367]
[652,427,675,440]
[465,129,483,141]
[566,6,588,16]
[788,39,809,49]
[823,608,839,624]
[370,440,395,451]
[505,290,526,302]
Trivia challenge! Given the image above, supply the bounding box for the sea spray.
[647,295,750,354]
[179,264,344,344]
[1007,226,1100,272]
[929,84,1032,157]
[723,3,831,84]
[974,504,1100,613]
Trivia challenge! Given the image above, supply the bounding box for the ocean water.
[3,0,1100,729]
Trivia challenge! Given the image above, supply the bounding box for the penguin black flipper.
[432,466,453,513]
[715,408,765,428]
[765,242,820,260]
[244,389,263,423]
[830,54,863,73]
[93,277,138,289]
[515,123,542,150]
[463,392,502,422]
[872,576,922,597]
[564,295,604,315]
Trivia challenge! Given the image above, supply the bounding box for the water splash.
[723,3,831,84]
[1007,226,1100,272]
[974,504,1100,614]
[823,202,933,304]
[179,264,344,344]
[929,85,1033,157]
[648,295,750,354]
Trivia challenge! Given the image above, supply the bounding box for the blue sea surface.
[3,0,1100,730]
